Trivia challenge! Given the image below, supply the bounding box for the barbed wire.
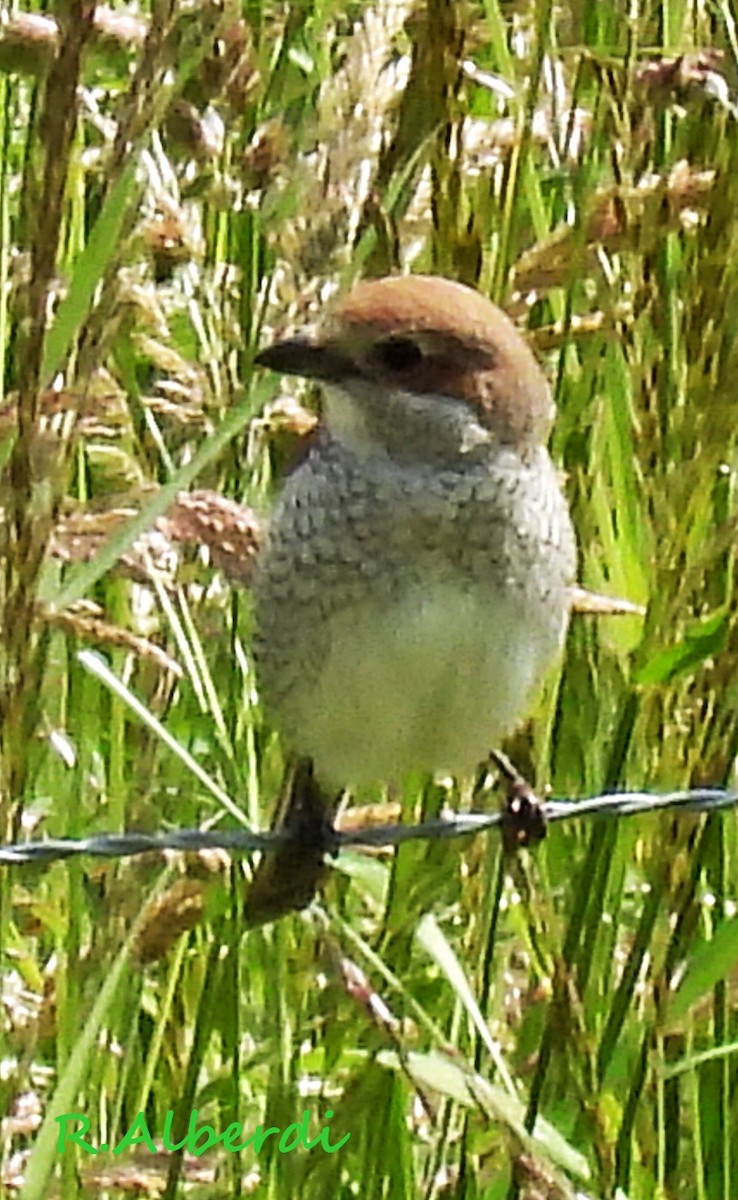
[0,786,736,868]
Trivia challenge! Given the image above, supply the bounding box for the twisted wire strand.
[0,787,735,867]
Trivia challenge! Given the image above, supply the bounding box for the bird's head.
[256,275,554,468]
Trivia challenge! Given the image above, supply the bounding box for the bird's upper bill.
[256,274,555,451]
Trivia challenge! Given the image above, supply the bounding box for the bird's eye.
[376,336,423,373]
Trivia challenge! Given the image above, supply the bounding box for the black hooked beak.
[255,335,354,383]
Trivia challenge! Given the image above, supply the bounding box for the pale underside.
[283,577,567,788]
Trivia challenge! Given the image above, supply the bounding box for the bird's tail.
[244,758,339,926]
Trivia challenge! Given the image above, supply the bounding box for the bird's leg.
[488,749,548,852]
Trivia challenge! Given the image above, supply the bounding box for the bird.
[246,273,577,922]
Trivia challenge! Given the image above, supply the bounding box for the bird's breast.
[254,443,575,787]
[259,573,570,789]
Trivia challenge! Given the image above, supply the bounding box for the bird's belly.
[287,582,567,787]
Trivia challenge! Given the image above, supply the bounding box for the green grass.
[2,2,738,1198]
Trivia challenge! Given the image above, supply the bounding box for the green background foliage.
[1,2,738,1197]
